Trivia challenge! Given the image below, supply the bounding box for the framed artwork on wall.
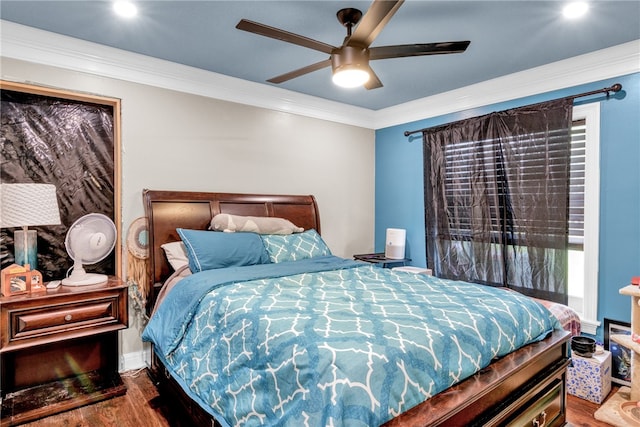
[0,80,121,282]
[604,318,632,387]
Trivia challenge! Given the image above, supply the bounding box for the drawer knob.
[64,314,73,321]
[532,410,547,427]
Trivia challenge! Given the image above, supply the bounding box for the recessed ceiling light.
[113,1,138,18]
[563,2,589,19]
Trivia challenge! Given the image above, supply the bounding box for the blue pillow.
[260,229,332,263]
[176,228,270,272]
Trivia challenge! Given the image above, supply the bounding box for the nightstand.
[0,277,128,426]
[353,252,410,268]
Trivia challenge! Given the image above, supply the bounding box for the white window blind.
[569,119,586,249]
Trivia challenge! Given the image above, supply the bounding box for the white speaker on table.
[385,228,406,259]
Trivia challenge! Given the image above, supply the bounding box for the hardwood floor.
[17,369,171,427]
[13,369,616,426]
[566,387,619,427]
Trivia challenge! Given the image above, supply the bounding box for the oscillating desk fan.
[61,213,116,287]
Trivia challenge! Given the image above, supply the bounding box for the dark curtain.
[423,99,573,304]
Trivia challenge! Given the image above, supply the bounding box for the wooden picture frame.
[1,264,44,296]
[0,81,121,282]
[604,318,632,387]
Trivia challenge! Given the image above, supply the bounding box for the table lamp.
[0,183,61,270]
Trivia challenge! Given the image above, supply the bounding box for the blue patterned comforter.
[142,256,560,427]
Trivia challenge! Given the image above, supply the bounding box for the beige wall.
[1,57,375,365]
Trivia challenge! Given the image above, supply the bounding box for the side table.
[0,277,128,426]
[353,252,410,268]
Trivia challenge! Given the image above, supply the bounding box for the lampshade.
[0,184,61,228]
[0,183,61,271]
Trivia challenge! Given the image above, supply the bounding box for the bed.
[141,189,573,427]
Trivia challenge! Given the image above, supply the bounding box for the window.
[568,103,600,334]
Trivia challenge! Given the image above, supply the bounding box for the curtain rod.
[403,83,623,137]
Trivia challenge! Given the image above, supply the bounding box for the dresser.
[0,277,128,426]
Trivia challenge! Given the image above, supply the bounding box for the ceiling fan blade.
[364,66,383,90]
[370,41,470,60]
[267,59,332,84]
[348,0,404,48]
[237,19,335,54]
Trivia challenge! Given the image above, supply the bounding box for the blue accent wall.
[375,73,640,339]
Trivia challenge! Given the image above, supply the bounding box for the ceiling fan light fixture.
[332,66,370,88]
[331,45,370,88]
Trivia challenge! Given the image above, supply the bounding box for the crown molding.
[374,39,640,129]
[0,20,376,128]
[1,20,638,130]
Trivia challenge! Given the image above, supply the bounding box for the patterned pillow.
[260,229,332,263]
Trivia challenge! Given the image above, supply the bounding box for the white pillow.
[210,213,304,234]
[161,241,189,271]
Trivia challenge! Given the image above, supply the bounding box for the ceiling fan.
[236,0,470,89]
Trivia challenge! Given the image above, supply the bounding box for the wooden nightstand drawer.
[11,297,120,340]
[0,278,128,353]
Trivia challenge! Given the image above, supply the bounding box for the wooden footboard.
[384,329,570,426]
[148,330,569,427]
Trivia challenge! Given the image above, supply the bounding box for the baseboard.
[120,349,150,372]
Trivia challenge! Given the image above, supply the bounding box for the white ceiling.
[1,1,638,111]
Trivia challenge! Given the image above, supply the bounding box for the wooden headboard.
[143,189,320,314]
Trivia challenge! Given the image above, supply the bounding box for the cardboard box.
[567,350,612,403]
